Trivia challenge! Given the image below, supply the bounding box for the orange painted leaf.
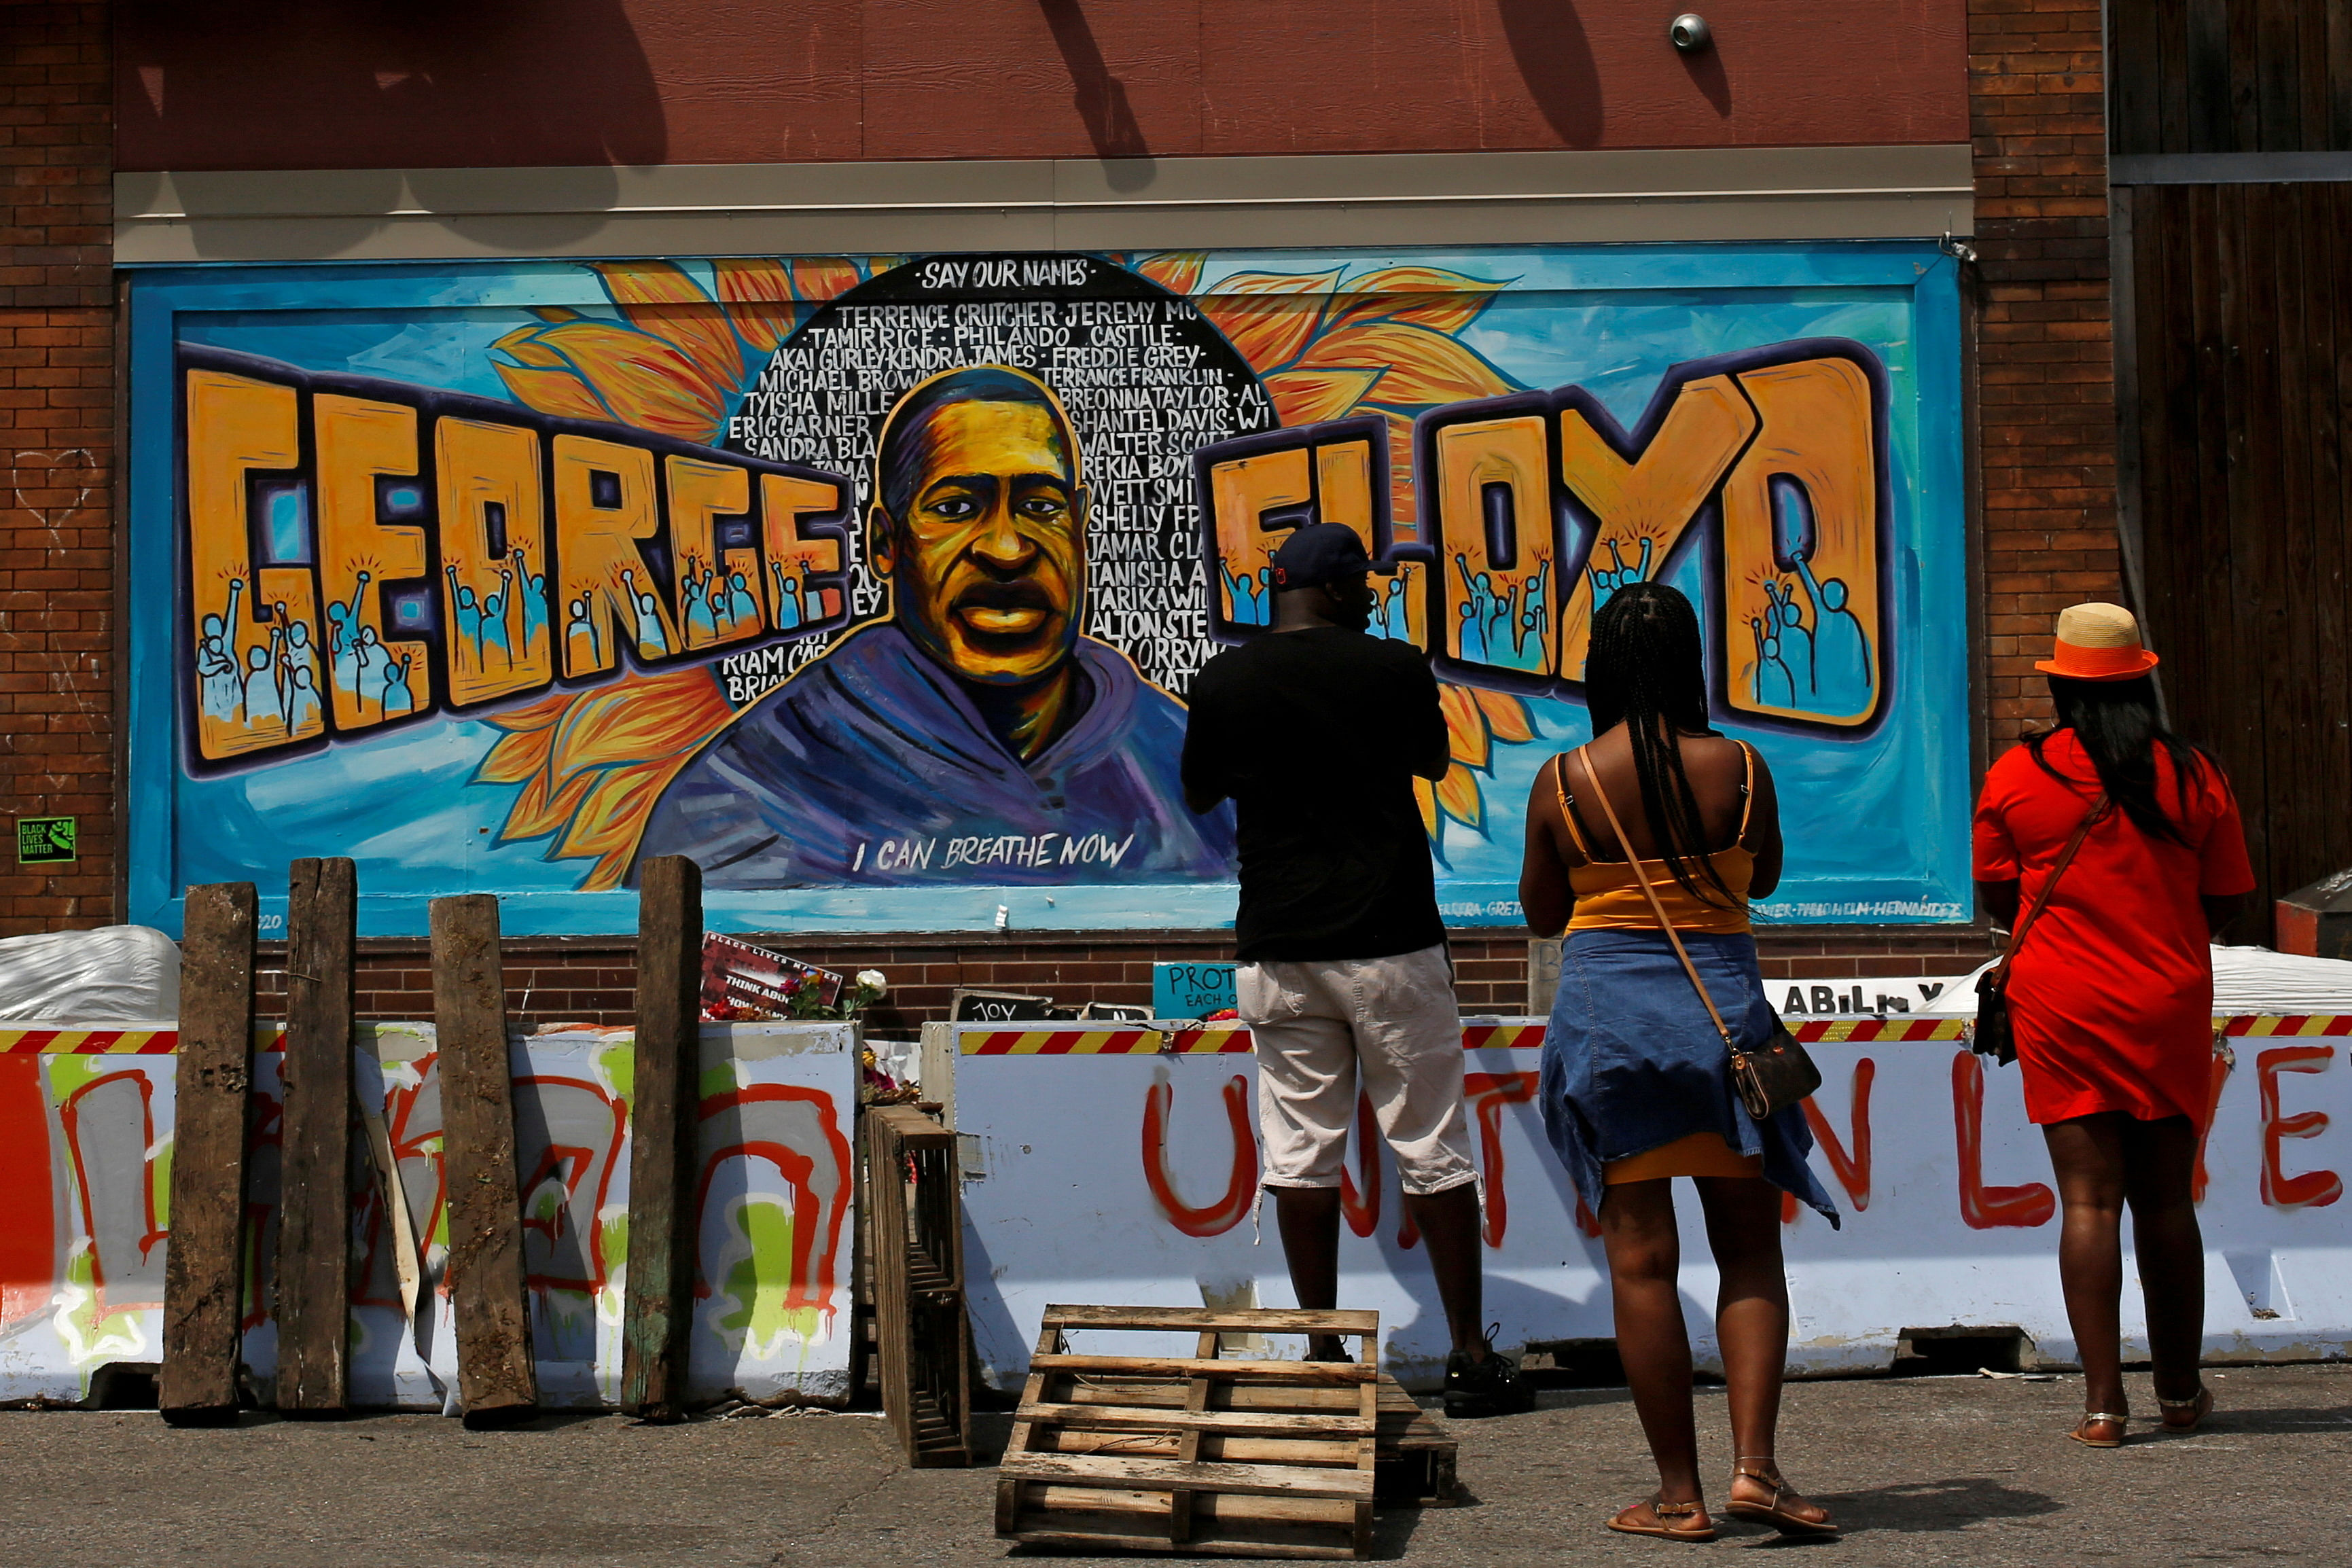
[790,257,863,304]
[1135,251,1206,296]
[1266,368,1380,427]
[475,717,558,786]
[1438,683,1490,770]
[1302,321,1518,408]
[534,320,729,442]
[493,327,570,370]
[713,258,800,353]
[592,262,744,398]
[502,765,601,846]
[530,306,585,323]
[1197,269,1344,371]
[556,762,678,866]
[1413,776,1440,839]
[491,359,612,424]
[1435,763,1485,832]
[1472,685,1537,744]
[1318,266,1510,338]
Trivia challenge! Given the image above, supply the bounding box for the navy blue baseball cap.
[1267,523,1396,590]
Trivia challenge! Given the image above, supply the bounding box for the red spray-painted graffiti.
[1142,1075,1258,1238]
[1463,1071,1538,1249]
[694,1083,855,1330]
[2192,1044,2232,1205]
[0,1056,55,1330]
[1951,1051,2056,1230]
[2259,1045,2341,1210]
[58,1070,168,1338]
[1802,1057,1875,1211]
[514,1075,627,1294]
[1339,1090,1380,1239]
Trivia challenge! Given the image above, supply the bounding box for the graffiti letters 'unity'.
[1195,340,1889,728]
[178,346,855,765]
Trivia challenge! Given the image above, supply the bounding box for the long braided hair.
[1583,581,1736,905]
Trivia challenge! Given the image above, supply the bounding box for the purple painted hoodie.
[635,623,1234,889]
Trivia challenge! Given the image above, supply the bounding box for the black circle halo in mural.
[724,253,1275,698]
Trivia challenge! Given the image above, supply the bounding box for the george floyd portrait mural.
[130,245,1968,936]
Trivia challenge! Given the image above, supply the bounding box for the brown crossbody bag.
[1563,745,1822,1121]
[1971,792,2108,1067]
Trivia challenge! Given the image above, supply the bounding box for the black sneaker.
[1442,1338,1535,1419]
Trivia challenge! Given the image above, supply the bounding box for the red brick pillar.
[1968,0,2126,752]
[1,3,113,933]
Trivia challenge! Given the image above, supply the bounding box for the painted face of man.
[873,399,1087,687]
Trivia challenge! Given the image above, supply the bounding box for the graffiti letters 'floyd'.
[149,246,1969,932]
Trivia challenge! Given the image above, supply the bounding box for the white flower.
[856,969,888,997]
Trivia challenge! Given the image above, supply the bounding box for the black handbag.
[1973,793,2107,1066]
[1571,747,1821,1120]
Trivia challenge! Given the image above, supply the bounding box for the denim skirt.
[1539,929,1838,1226]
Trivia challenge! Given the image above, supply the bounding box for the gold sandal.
[2158,1387,2213,1431]
[1607,1497,1716,1542]
[1723,1459,1839,1535]
[2069,1411,2128,1448]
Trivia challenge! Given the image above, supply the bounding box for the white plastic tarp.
[0,925,179,1022]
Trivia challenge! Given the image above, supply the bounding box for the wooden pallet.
[1373,1376,1461,1507]
[997,1306,1380,1559]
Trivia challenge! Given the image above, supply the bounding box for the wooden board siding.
[2123,180,2352,937]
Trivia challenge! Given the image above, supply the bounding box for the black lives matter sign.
[724,253,1275,698]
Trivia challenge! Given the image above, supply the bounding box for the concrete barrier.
[945,1017,2351,1390]
[0,1022,856,1408]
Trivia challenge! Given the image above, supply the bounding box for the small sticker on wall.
[16,817,75,863]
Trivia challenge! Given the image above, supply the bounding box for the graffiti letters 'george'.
[178,346,855,766]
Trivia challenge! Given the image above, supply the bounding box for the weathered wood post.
[160,881,257,1426]
[274,857,356,1414]
[621,854,702,1419]
[430,893,537,1426]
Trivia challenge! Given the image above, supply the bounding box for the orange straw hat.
[2037,602,2159,681]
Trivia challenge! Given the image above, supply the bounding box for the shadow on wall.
[115,0,666,171]
[1038,0,1152,179]
[1493,0,1603,146]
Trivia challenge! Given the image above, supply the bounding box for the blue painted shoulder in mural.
[637,623,1234,887]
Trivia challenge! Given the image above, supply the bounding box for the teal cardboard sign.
[1154,961,1237,1020]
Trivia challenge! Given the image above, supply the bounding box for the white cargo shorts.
[1236,942,1477,1197]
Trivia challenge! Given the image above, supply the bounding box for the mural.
[128,245,1968,936]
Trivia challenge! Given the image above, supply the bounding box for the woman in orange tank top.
[1520,583,1838,1542]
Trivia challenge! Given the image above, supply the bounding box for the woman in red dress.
[1972,603,2253,1448]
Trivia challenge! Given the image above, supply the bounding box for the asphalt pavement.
[4,1362,2346,1565]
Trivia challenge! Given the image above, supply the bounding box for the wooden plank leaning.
[274,857,356,1414]
[621,855,700,1420]
[160,881,258,1427]
[429,893,537,1426]
[866,1103,972,1465]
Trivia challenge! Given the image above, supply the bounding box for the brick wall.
[253,927,2001,1031]
[1968,0,2125,749]
[1,3,111,936]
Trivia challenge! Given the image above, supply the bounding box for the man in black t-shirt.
[1183,524,1531,1418]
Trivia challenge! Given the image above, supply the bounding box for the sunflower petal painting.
[136,244,1973,935]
